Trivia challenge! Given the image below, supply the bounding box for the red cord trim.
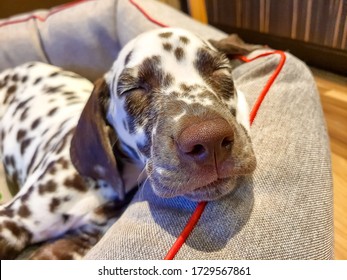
[0,0,92,28]
[238,50,287,125]
[164,201,207,260]
[129,0,169,28]
[164,50,287,260]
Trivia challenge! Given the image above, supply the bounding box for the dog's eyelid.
[213,67,232,75]
[120,86,146,95]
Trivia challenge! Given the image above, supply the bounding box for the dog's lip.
[193,177,229,192]
[184,177,232,200]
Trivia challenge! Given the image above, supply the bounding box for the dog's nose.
[177,118,234,167]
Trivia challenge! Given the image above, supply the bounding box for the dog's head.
[71,28,257,201]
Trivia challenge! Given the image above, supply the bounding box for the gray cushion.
[0,0,333,259]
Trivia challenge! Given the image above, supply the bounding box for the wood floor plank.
[313,68,347,260]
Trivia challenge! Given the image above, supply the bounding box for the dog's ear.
[70,78,125,200]
[209,34,264,56]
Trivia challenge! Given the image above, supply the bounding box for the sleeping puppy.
[0,28,257,259]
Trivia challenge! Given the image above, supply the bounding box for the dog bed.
[0,0,333,259]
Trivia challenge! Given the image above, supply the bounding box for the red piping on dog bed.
[129,0,169,28]
[127,0,288,260]
[0,0,92,28]
[240,51,287,125]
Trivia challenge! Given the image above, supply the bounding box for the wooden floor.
[312,68,347,260]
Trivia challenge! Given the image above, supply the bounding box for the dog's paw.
[0,219,31,259]
[29,230,101,260]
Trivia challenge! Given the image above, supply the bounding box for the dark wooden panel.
[213,24,347,75]
[206,0,347,50]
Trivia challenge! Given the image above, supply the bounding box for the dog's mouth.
[183,177,236,201]
[148,168,237,201]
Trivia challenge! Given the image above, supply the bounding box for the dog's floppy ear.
[209,34,264,56]
[70,78,125,200]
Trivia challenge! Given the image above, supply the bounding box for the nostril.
[186,144,206,157]
[221,137,233,150]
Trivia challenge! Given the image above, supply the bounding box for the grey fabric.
[116,0,225,46]
[0,0,333,259]
[0,0,225,81]
[0,0,119,81]
[85,52,333,260]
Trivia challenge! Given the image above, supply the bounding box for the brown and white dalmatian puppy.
[0,28,257,259]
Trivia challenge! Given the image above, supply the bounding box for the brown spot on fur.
[179,36,190,44]
[20,138,31,154]
[48,107,58,116]
[179,83,198,92]
[49,72,59,77]
[49,165,57,175]
[159,31,173,38]
[50,198,60,212]
[57,158,69,169]
[0,208,15,218]
[12,74,19,82]
[64,174,87,192]
[17,129,26,141]
[18,205,31,218]
[39,180,57,195]
[15,96,34,111]
[138,55,166,89]
[230,107,236,116]
[174,47,184,61]
[0,80,6,89]
[3,220,27,238]
[44,85,64,94]
[163,42,172,52]
[4,85,16,104]
[22,76,28,83]
[31,118,41,129]
[33,77,42,85]
[20,107,29,121]
[4,155,13,166]
[62,214,70,223]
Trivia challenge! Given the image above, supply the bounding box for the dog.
[0,28,257,259]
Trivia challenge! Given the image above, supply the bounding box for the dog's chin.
[150,177,237,202]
